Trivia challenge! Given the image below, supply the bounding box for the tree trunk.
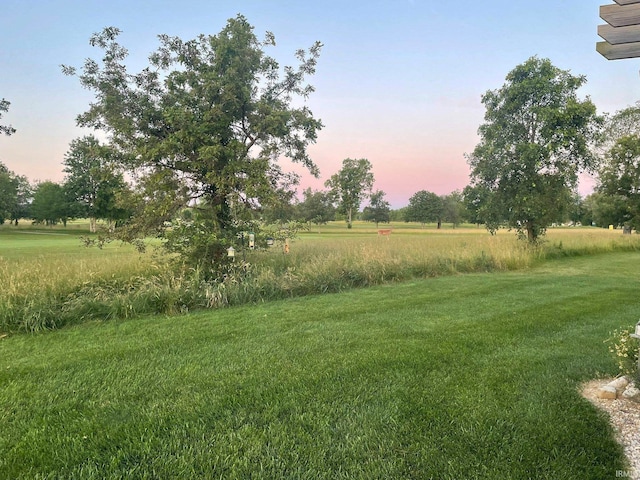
[89,217,97,233]
[526,222,536,243]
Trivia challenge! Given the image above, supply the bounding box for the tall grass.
[0,246,163,331]
[1,226,639,333]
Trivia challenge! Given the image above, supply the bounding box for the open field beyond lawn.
[2,222,640,333]
[1,244,640,478]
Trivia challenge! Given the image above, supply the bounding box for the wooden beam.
[598,23,640,44]
[601,3,640,27]
[614,0,640,5]
[597,40,640,59]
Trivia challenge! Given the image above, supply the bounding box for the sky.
[1,0,639,209]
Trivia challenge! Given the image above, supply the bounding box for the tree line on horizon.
[0,153,470,230]
[0,150,630,234]
[1,15,640,278]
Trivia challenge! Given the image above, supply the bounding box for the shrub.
[607,325,640,381]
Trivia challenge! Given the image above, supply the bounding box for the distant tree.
[564,192,586,226]
[325,158,374,228]
[597,135,640,230]
[389,207,407,222]
[0,99,16,136]
[261,199,297,224]
[31,182,71,226]
[0,163,16,224]
[362,190,391,227]
[591,102,640,231]
[579,194,596,227]
[442,191,465,228]
[466,56,600,242]
[9,174,31,225]
[297,187,335,225]
[63,135,124,232]
[0,162,30,225]
[577,195,600,226]
[63,16,323,275]
[93,173,134,229]
[597,101,640,154]
[405,190,444,228]
[587,192,628,228]
[462,184,491,227]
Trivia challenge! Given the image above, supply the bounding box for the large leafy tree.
[63,16,322,272]
[325,158,374,228]
[405,190,444,227]
[0,99,15,136]
[362,190,391,227]
[466,57,600,242]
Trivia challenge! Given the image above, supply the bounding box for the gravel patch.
[582,378,640,480]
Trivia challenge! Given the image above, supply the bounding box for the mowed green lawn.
[2,250,639,479]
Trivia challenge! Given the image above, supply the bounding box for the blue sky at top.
[1,0,638,207]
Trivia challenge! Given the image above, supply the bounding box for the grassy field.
[1,250,639,478]
[2,221,640,332]
[0,225,166,332]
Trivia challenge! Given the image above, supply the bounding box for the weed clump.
[607,325,640,383]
